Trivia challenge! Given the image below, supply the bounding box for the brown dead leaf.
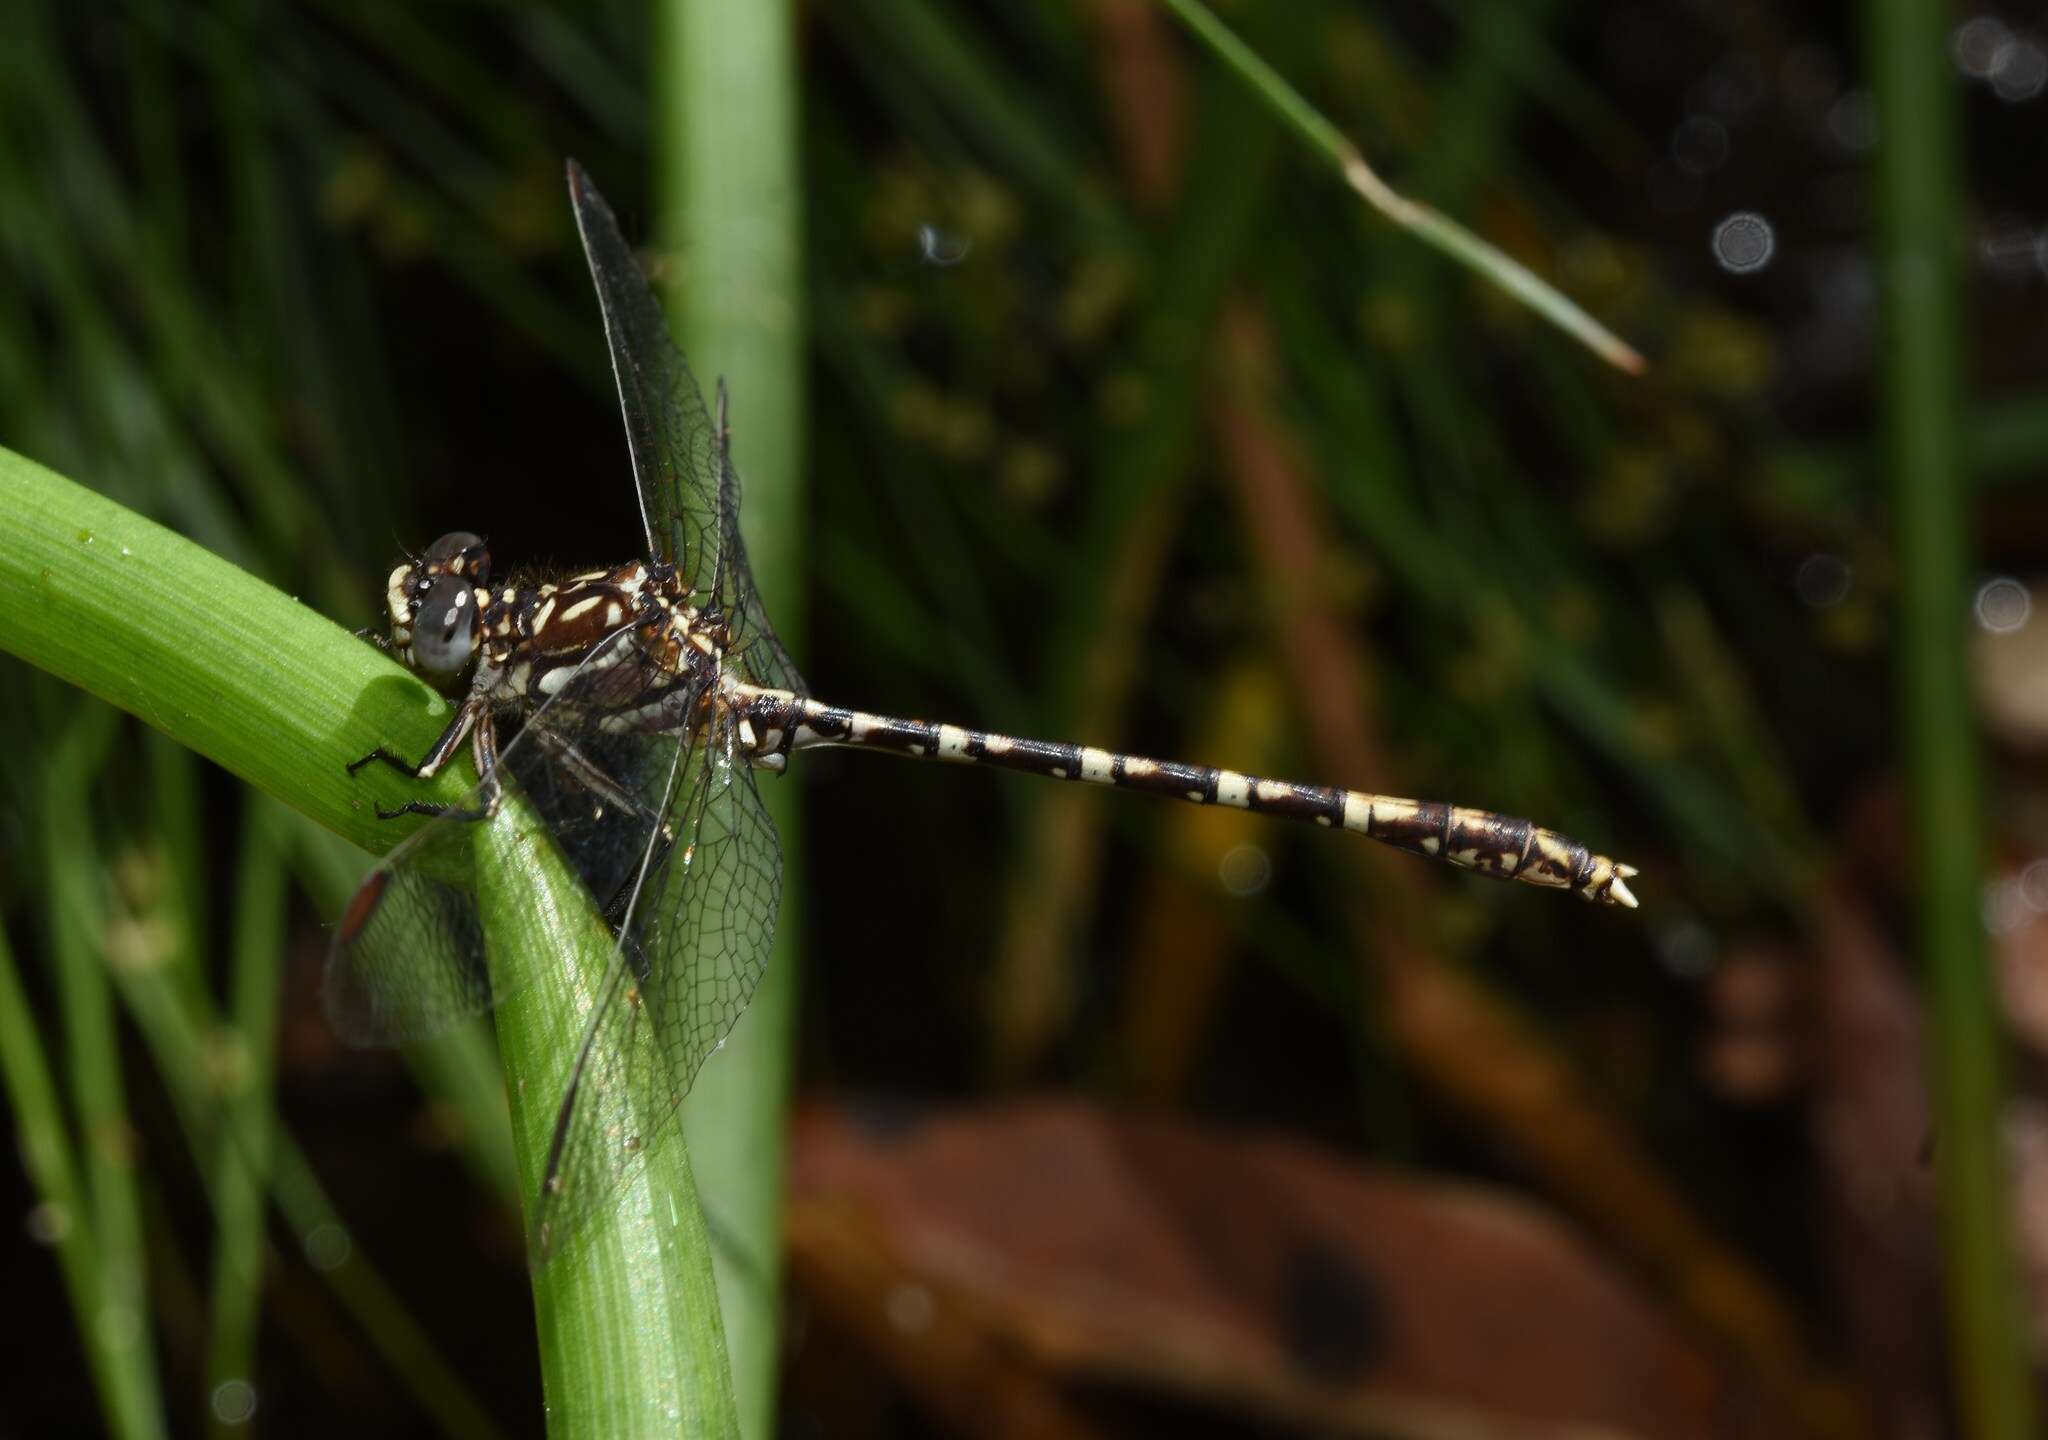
[788,1098,1763,1440]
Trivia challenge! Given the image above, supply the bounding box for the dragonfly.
[328,160,1640,1262]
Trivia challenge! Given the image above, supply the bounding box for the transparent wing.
[325,853,490,1045]
[325,629,691,1046]
[567,160,723,601]
[529,703,782,1262]
[712,381,807,695]
[567,162,806,695]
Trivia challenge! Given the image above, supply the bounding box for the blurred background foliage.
[1,0,2044,1436]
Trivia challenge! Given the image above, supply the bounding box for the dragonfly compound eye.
[425,530,491,584]
[411,575,479,678]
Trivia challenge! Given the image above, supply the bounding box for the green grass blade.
[104,908,506,1440]
[837,0,1129,246]
[478,794,739,1439]
[657,2,805,1430]
[0,451,735,1433]
[0,448,473,852]
[1155,0,1643,373]
[1867,0,2038,1433]
[0,899,118,1425]
[205,793,289,1430]
[44,699,167,1440]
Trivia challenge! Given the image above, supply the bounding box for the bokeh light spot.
[1712,212,1775,273]
[1795,553,1852,609]
[1955,16,2013,77]
[1219,843,1273,898]
[1976,577,2032,634]
[211,1380,259,1426]
[303,1222,352,1272]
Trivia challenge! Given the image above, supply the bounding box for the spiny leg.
[746,691,1638,907]
[348,695,484,780]
[356,702,501,823]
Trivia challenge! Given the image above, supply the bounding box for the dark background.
[2,1,2043,1436]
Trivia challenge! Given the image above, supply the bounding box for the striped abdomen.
[740,690,1637,907]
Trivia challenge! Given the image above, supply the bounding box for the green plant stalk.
[0,448,473,850]
[0,449,734,1434]
[102,903,504,1440]
[480,797,738,1439]
[45,700,166,1440]
[658,2,805,1431]
[1866,2,2037,1436]
[1155,0,1642,374]
[0,914,120,1427]
[206,793,288,1430]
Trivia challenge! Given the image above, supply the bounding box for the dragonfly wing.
[712,380,808,696]
[326,832,490,1046]
[566,160,724,601]
[326,628,689,1047]
[524,942,673,1262]
[639,707,784,1094]
[528,705,782,1262]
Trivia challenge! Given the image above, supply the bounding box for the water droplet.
[1218,843,1273,898]
[211,1379,259,1425]
[1976,577,2031,633]
[1712,212,1775,274]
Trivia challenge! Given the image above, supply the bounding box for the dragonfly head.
[385,531,491,688]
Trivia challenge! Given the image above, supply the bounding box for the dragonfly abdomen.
[740,691,1636,906]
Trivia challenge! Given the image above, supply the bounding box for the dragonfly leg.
[363,704,500,822]
[347,695,483,780]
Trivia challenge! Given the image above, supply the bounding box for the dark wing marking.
[326,857,489,1045]
[566,160,723,600]
[325,627,691,1046]
[529,703,782,1263]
